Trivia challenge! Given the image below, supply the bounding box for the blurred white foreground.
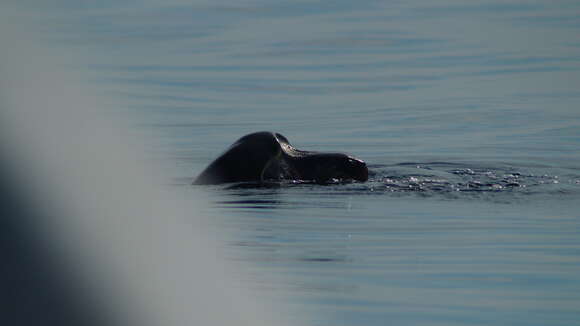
[0,7,288,326]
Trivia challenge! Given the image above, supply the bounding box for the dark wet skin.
[193,131,368,185]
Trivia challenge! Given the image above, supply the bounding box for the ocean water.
[12,0,580,325]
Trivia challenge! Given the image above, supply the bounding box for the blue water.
[19,0,580,325]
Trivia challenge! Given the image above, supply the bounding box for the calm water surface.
[23,0,580,324]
